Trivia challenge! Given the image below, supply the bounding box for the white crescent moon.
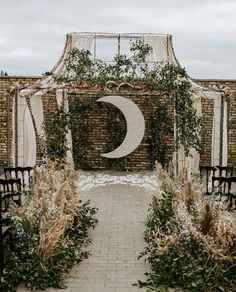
[97,95,145,158]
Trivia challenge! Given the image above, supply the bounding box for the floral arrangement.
[0,159,98,291]
[138,164,236,291]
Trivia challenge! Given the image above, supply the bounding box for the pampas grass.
[139,163,236,290]
[3,158,97,292]
[154,162,236,260]
[11,157,81,262]
[39,215,72,261]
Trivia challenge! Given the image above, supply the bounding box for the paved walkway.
[18,172,156,292]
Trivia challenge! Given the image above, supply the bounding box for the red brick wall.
[1,76,236,170]
[58,90,174,170]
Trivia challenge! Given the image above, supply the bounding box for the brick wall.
[200,98,214,166]
[1,76,236,170]
[45,90,174,170]
[0,76,40,166]
[197,80,236,168]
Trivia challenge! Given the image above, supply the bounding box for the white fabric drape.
[16,91,37,167]
[23,105,37,166]
[30,93,45,138]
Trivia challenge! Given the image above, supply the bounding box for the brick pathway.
[17,173,155,292]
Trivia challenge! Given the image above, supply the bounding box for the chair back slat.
[200,166,234,197]
[4,167,34,191]
[215,166,233,177]
[212,176,236,208]
[0,178,22,204]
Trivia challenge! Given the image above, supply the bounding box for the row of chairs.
[200,165,236,208]
[0,166,34,272]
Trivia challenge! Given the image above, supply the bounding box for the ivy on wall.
[149,99,173,168]
[69,100,92,169]
[43,41,202,170]
[41,97,127,170]
[41,100,92,169]
[41,105,69,162]
[148,65,202,166]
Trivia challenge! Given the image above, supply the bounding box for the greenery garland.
[44,40,202,169]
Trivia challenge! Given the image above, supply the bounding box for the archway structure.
[14,32,227,171]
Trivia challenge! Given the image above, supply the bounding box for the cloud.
[0,0,235,78]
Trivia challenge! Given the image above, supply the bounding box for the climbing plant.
[41,105,69,162]
[69,100,92,169]
[47,40,202,169]
[41,99,93,168]
[155,64,202,156]
[148,99,173,168]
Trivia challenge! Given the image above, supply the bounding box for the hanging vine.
[155,64,202,156]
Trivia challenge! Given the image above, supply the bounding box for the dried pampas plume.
[12,158,82,262]
[199,202,213,235]
[153,162,236,263]
[38,215,72,261]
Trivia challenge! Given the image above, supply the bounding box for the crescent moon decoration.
[97,95,145,158]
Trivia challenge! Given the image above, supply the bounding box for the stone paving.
[17,172,156,292]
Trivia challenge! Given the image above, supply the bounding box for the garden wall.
[1,76,236,170]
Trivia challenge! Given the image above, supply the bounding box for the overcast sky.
[0,0,235,79]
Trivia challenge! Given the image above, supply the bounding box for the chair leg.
[9,232,14,251]
[0,236,4,273]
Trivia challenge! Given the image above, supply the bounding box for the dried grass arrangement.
[138,163,236,291]
[1,158,98,292]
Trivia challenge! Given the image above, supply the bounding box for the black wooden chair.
[212,176,227,199]
[200,166,218,195]
[0,178,22,205]
[4,167,34,192]
[0,178,23,272]
[212,176,236,209]
[0,191,14,272]
[215,166,233,177]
